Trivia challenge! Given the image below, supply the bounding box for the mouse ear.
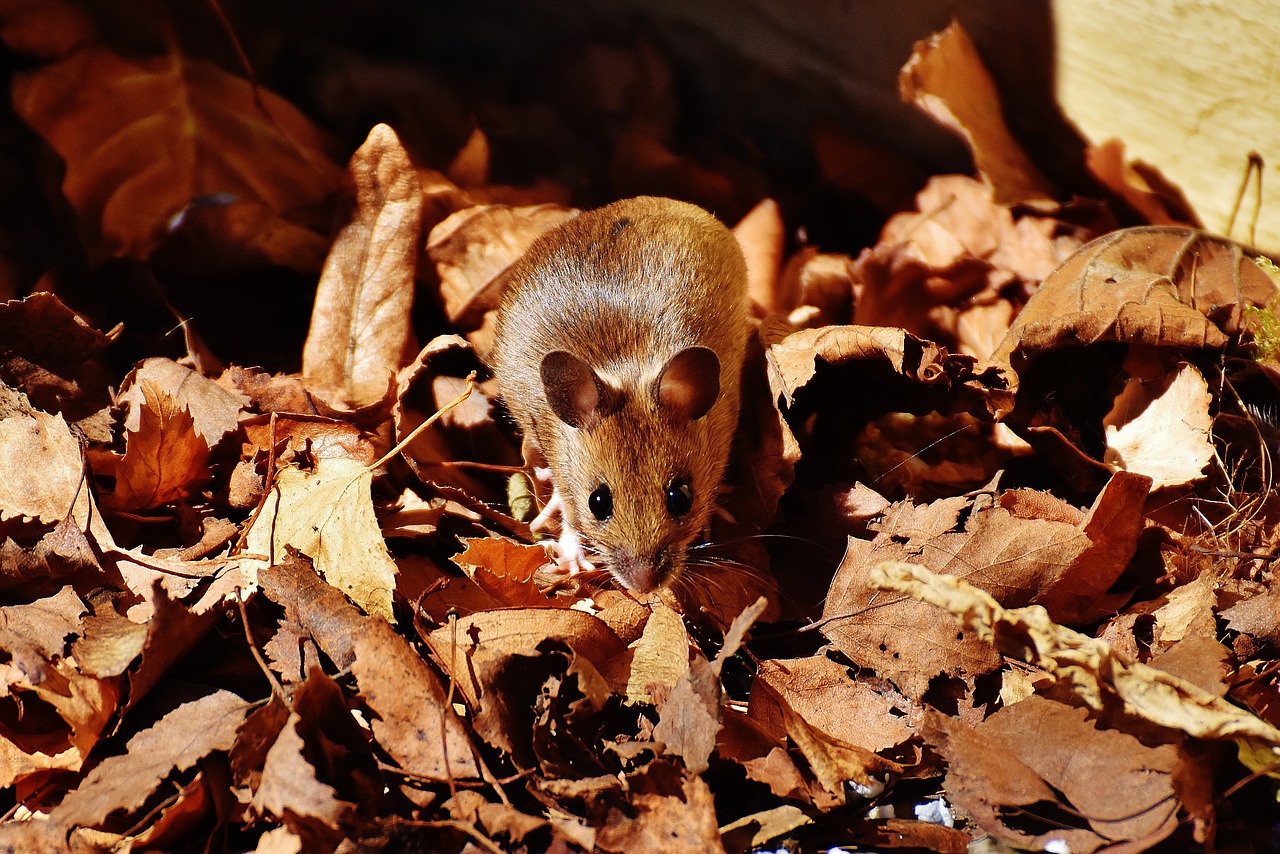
[541,351,612,428]
[652,347,720,421]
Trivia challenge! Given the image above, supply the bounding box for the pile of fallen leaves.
[2,4,1280,852]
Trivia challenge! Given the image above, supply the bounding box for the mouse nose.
[614,549,668,593]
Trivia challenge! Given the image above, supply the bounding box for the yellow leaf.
[244,457,396,620]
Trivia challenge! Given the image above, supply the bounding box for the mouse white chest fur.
[492,196,749,592]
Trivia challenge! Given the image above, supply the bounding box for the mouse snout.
[611,548,674,593]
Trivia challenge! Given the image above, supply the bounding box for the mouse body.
[492,196,749,592]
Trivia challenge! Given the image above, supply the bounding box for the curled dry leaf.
[868,561,1280,776]
[994,226,1280,376]
[899,19,1055,206]
[732,197,786,315]
[0,291,113,419]
[11,43,341,259]
[303,123,421,408]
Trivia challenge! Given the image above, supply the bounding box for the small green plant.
[1246,256,1280,362]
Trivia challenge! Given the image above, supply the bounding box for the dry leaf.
[823,473,1148,696]
[427,203,576,333]
[900,20,1055,205]
[0,401,87,526]
[869,562,1280,776]
[243,456,397,620]
[995,226,1280,375]
[111,380,210,511]
[49,690,249,830]
[302,124,420,408]
[1104,361,1213,489]
[12,45,341,259]
[733,197,785,314]
[119,357,248,447]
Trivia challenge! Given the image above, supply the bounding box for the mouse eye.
[588,485,613,521]
[665,479,693,517]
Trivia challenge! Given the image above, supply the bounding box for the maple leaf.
[111,380,210,512]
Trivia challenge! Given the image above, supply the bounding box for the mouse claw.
[551,526,595,575]
[529,486,564,534]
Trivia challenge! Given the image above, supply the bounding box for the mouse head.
[538,345,732,593]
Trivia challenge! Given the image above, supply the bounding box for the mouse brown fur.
[492,196,749,592]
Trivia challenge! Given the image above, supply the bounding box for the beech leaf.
[302,123,421,407]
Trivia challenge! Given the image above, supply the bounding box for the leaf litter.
[0,4,1278,852]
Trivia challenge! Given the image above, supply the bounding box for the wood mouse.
[492,196,749,593]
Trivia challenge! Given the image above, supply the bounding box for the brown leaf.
[595,767,726,854]
[253,712,351,834]
[994,227,1280,375]
[12,45,341,259]
[923,707,1101,852]
[900,20,1055,205]
[777,697,901,802]
[427,607,625,757]
[1103,361,1213,489]
[716,712,808,800]
[1086,138,1201,226]
[118,357,248,448]
[49,690,249,831]
[823,473,1147,695]
[239,412,377,465]
[303,123,421,407]
[623,600,690,704]
[0,394,88,528]
[258,556,481,784]
[0,291,113,419]
[451,536,555,605]
[870,562,1280,777]
[765,323,1012,421]
[749,656,914,754]
[111,380,210,512]
[426,202,576,335]
[930,697,1180,851]
[733,198,785,315]
[653,654,720,775]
